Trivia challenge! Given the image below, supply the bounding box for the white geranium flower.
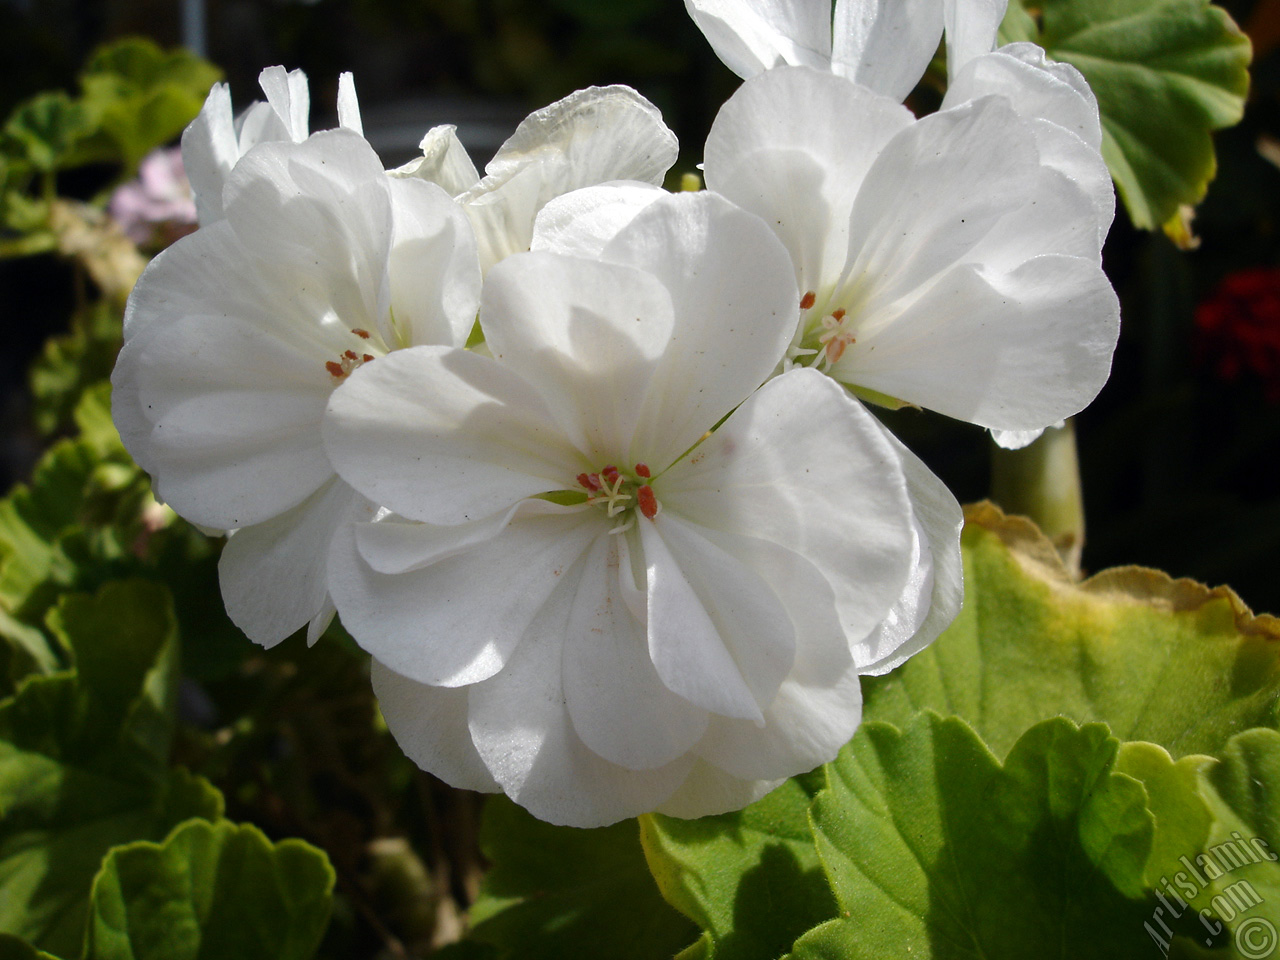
[683,0,1112,319]
[183,66,364,225]
[391,86,678,272]
[702,65,1120,436]
[322,190,958,826]
[112,129,481,645]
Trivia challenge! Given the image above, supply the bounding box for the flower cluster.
[112,0,1119,827]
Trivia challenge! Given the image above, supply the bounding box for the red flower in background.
[1195,266,1280,401]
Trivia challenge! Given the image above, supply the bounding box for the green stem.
[990,419,1085,577]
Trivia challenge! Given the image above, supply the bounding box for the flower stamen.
[326,343,378,381]
[636,484,659,520]
[816,308,855,369]
[576,463,661,529]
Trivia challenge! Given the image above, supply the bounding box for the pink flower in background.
[108,147,198,247]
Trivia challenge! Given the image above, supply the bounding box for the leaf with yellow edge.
[863,502,1280,760]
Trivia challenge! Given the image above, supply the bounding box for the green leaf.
[2,93,92,173]
[465,796,697,960]
[791,713,1159,958]
[1114,742,1217,889]
[0,385,197,693]
[0,933,62,959]
[1165,728,1280,956]
[29,302,123,437]
[639,773,834,960]
[73,39,220,171]
[863,504,1280,761]
[84,819,334,960]
[0,437,100,626]
[1029,0,1251,230]
[0,385,143,638]
[0,581,222,956]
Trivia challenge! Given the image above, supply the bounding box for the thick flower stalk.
[112,129,481,645]
[321,190,961,827]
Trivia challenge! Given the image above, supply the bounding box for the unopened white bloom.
[683,0,1023,96]
[701,65,1119,437]
[112,130,481,645]
[322,190,958,826]
[391,86,679,272]
[183,66,364,225]
[684,0,948,100]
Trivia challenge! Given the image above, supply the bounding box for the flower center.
[790,291,855,371]
[576,462,660,533]
[325,328,379,380]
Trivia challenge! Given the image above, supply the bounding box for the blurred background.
[2,0,1279,613]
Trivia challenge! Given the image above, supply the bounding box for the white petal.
[641,514,796,722]
[1020,120,1114,250]
[323,345,584,524]
[110,334,158,475]
[371,660,500,793]
[944,43,1102,150]
[854,423,964,674]
[132,309,336,528]
[330,503,599,686]
[704,67,912,294]
[991,424,1061,450]
[258,65,310,142]
[218,477,377,646]
[831,0,943,100]
[460,86,679,271]
[480,251,676,461]
[836,255,1120,431]
[839,95,1041,321]
[116,215,350,483]
[336,72,363,135]
[233,101,291,154]
[683,0,831,79]
[530,182,665,260]
[943,45,1113,240]
[389,125,481,196]
[562,534,709,770]
[600,191,799,469]
[222,131,393,335]
[353,499,570,575]
[655,761,782,819]
[469,584,694,827]
[181,83,239,225]
[957,162,1106,272]
[944,0,1008,79]
[695,667,863,780]
[385,177,481,350]
[685,523,851,684]
[306,600,336,646]
[661,369,915,644]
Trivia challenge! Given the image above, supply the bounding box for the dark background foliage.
[2,0,1279,614]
